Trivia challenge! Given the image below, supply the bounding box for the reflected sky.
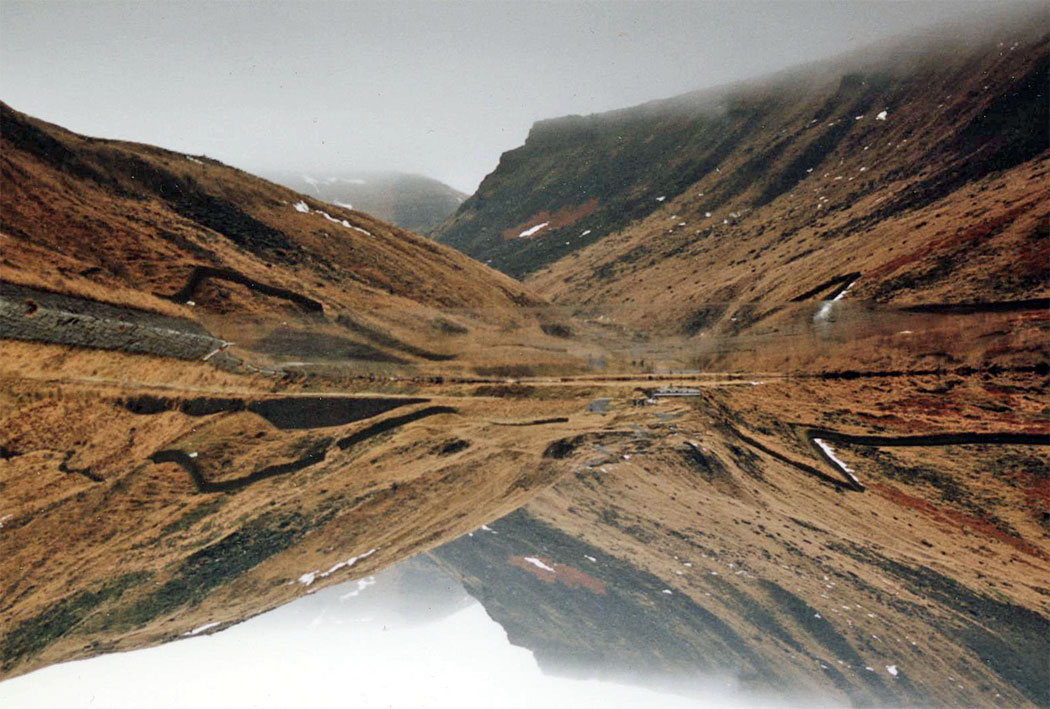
[0,554,835,709]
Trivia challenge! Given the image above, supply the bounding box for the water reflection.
[0,550,821,709]
[2,294,1045,708]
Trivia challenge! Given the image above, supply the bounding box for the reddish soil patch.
[508,555,607,594]
[881,395,962,418]
[870,482,1050,562]
[500,199,599,241]
[1005,470,1050,513]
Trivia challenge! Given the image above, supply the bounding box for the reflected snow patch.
[523,556,556,573]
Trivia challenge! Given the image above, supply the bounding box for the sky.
[1,1,1003,192]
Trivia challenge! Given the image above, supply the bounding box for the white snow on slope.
[876,110,888,121]
[518,222,549,238]
[813,439,861,486]
[832,279,857,302]
[182,622,220,637]
[294,202,373,237]
[299,548,379,586]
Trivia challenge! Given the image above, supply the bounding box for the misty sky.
[2,1,1002,192]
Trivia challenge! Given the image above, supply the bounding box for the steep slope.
[1,103,526,318]
[0,100,559,377]
[265,171,466,234]
[436,5,1048,324]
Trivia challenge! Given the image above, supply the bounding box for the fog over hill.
[0,0,1006,193]
[434,2,1048,335]
[265,171,465,234]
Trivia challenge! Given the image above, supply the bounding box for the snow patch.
[655,196,666,202]
[334,201,354,210]
[876,110,888,121]
[523,557,555,573]
[299,548,378,586]
[886,665,899,677]
[295,200,373,236]
[813,438,861,486]
[519,222,549,238]
[182,622,220,636]
[832,279,857,302]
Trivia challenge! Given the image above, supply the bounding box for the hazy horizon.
[1,0,1013,193]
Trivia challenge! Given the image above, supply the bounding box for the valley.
[1,4,1048,707]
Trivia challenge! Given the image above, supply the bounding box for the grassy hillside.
[0,101,529,317]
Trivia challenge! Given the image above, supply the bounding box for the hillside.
[436,6,1048,332]
[0,104,609,678]
[265,171,465,234]
[421,16,1049,705]
[0,100,579,379]
[2,8,1048,705]
[1,104,520,315]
